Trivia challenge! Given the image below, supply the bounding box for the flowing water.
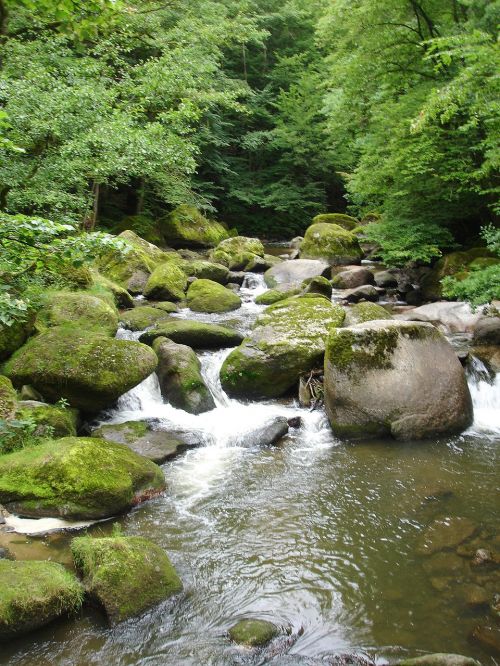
[1,275,499,666]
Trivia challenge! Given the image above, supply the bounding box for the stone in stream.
[71,535,182,625]
[301,276,332,298]
[143,261,188,301]
[210,236,265,271]
[35,291,119,337]
[343,302,393,326]
[312,213,359,230]
[3,327,157,412]
[255,288,298,305]
[374,269,398,288]
[140,320,244,349]
[470,625,500,655]
[461,583,489,608]
[397,301,494,336]
[398,655,482,666]
[15,401,79,438]
[229,618,279,647]
[0,560,83,640]
[265,259,330,291]
[0,437,165,519]
[300,223,362,265]
[341,284,380,303]
[332,266,374,289]
[324,320,473,440]
[220,296,345,399]
[180,259,229,284]
[417,517,477,556]
[159,205,229,248]
[186,278,241,313]
[238,417,289,447]
[153,337,216,414]
[91,271,135,309]
[120,305,174,331]
[421,552,467,576]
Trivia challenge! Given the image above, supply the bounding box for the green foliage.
[0,415,43,454]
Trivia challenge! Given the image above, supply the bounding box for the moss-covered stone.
[312,213,359,231]
[181,260,229,284]
[91,421,188,463]
[152,302,179,313]
[113,214,163,246]
[255,289,297,305]
[300,223,362,265]
[0,560,83,640]
[421,248,497,301]
[211,236,265,270]
[15,401,78,438]
[228,619,279,647]
[153,337,215,414]
[159,205,230,248]
[220,296,345,399]
[71,535,182,625]
[120,306,173,332]
[91,271,134,309]
[4,326,157,412]
[0,436,165,519]
[186,279,241,313]
[144,262,188,301]
[301,275,332,298]
[140,320,244,349]
[36,291,119,336]
[344,302,394,326]
[0,376,16,420]
[0,316,34,362]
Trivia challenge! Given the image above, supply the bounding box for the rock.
[300,223,362,265]
[159,205,229,248]
[398,655,482,666]
[0,316,34,362]
[312,213,359,231]
[398,301,494,335]
[422,552,467,576]
[143,262,188,301]
[19,384,43,401]
[211,236,265,271]
[228,271,246,285]
[265,259,330,291]
[15,401,78,438]
[301,276,332,298]
[291,236,303,249]
[118,230,170,265]
[462,584,489,607]
[226,283,241,293]
[71,535,182,625]
[342,284,379,303]
[4,327,157,412]
[472,316,500,345]
[221,297,345,399]
[153,337,215,414]
[0,560,83,640]
[470,625,500,655]
[238,417,289,447]
[246,255,269,272]
[471,345,500,373]
[229,618,279,647]
[0,376,16,420]
[91,272,135,309]
[186,279,241,313]
[417,517,477,555]
[140,320,243,349]
[324,321,473,440]
[120,306,173,332]
[113,213,162,246]
[0,437,165,519]
[332,266,374,289]
[288,416,302,428]
[326,655,376,666]
[421,248,497,300]
[471,548,497,567]
[37,291,119,336]
[343,302,393,326]
[91,421,190,463]
[255,289,297,305]
[152,301,179,313]
[373,270,398,288]
[181,260,229,284]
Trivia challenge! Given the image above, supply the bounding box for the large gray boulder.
[324,320,473,440]
[265,259,330,292]
[398,301,492,335]
[332,266,374,289]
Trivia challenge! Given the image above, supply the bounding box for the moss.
[0,436,165,519]
[4,326,157,412]
[36,291,119,337]
[421,247,496,300]
[210,236,265,270]
[301,275,332,297]
[152,301,179,313]
[120,306,173,332]
[0,560,83,640]
[255,289,296,305]
[90,271,134,309]
[118,230,171,265]
[144,262,187,301]
[312,213,359,231]
[15,403,78,438]
[0,315,34,362]
[181,260,229,284]
[0,376,16,420]
[140,320,244,349]
[71,535,182,625]
[344,302,394,326]
[300,223,362,264]
[228,619,278,647]
[186,279,241,313]
[159,205,229,248]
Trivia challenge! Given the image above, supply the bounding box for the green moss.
[255,289,297,305]
[0,436,165,519]
[301,275,332,297]
[71,535,182,625]
[421,247,496,300]
[300,223,362,264]
[90,271,134,309]
[120,306,173,332]
[144,262,187,301]
[0,376,16,420]
[15,403,78,438]
[312,213,359,231]
[181,260,229,284]
[4,326,157,412]
[228,619,278,647]
[186,279,241,313]
[36,291,119,336]
[211,236,265,270]
[345,302,394,325]
[92,420,148,444]
[152,301,179,313]
[140,320,244,349]
[0,316,34,362]
[0,560,83,640]
[159,205,229,248]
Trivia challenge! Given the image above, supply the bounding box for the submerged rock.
[398,655,482,666]
[211,236,265,271]
[300,223,362,265]
[186,278,241,313]
[71,535,182,625]
[417,517,477,555]
[0,437,165,519]
[0,560,83,640]
[159,205,229,248]
[140,320,243,349]
[470,625,500,655]
[265,259,330,291]
[229,618,279,647]
[324,320,473,440]
[143,262,188,301]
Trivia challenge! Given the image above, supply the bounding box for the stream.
[1,274,499,666]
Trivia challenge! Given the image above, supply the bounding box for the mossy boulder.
[324,320,473,440]
[421,248,497,301]
[71,535,182,625]
[3,327,157,412]
[91,271,134,309]
[120,306,173,332]
[15,401,78,438]
[144,262,188,301]
[312,213,359,231]
[0,436,165,519]
[153,337,215,414]
[228,619,279,647]
[0,376,16,420]
[181,260,229,284]
[344,302,394,326]
[255,289,297,306]
[301,276,332,298]
[265,259,330,291]
[159,205,229,248]
[211,236,265,271]
[220,296,345,399]
[0,316,34,362]
[300,223,362,265]
[0,560,83,640]
[186,279,241,313]
[140,320,244,349]
[36,291,119,336]
[113,214,162,246]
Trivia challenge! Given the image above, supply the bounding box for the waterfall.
[466,355,500,437]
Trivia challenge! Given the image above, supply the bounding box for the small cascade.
[466,355,500,436]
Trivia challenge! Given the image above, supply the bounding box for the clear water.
[1,275,499,666]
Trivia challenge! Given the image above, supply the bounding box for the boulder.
[71,536,182,625]
[300,223,362,265]
[398,655,482,666]
[0,560,83,640]
[312,213,359,231]
[0,437,165,519]
[159,205,229,248]
[416,517,477,555]
[255,289,297,306]
[36,291,119,336]
[0,316,34,362]
[211,236,265,271]
[301,276,332,298]
[472,345,500,373]
[265,259,330,291]
[342,284,379,303]
[374,270,398,288]
[143,262,188,301]
[186,279,241,313]
[91,272,134,309]
[229,618,279,647]
[120,306,173,332]
[238,417,289,447]
[0,376,16,420]
[397,301,492,335]
[181,260,229,284]
[343,302,393,327]
[220,297,345,399]
[152,301,179,313]
[140,320,244,349]
[332,266,375,289]
[470,625,500,655]
[4,327,157,412]
[421,248,497,301]
[472,316,500,345]
[324,320,473,440]
[15,401,78,438]
[153,337,215,414]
